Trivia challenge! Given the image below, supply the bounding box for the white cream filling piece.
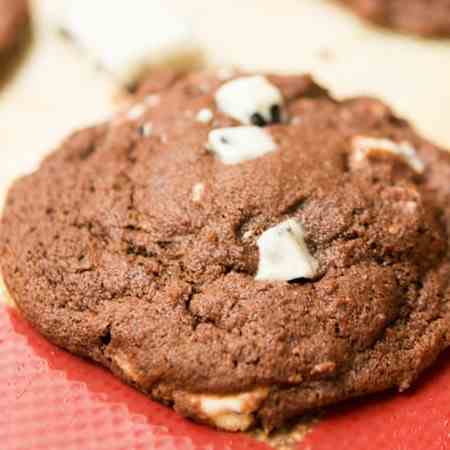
[207,126,277,165]
[351,136,425,174]
[256,218,319,282]
[215,76,283,125]
[196,108,214,124]
[113,351,141,383]
[186,388,269,432]
[61,0,199,86]
[192,182,205,202]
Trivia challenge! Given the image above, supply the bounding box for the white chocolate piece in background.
[184,388,268,432]
[208,126,277,165]
[61,0,201,86]
[215,76,283,125]
[351,136,425,174]
[256,219,319,282]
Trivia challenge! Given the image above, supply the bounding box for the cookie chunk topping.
[256,219,319,282]
[180,388,269,432]
[215,76,284,126]
[351,136,425,173]
[60,0,199,86]
[207,126,277,164]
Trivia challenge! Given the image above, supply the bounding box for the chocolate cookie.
[1,71,450,432]
[339,0,450,36]
[0,0,28,52]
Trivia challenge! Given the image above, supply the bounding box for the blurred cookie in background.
[339,0,450,37]
[0,0,30,90]
[0,0,29,53]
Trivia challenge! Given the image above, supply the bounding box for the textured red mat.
[2,304,450,450]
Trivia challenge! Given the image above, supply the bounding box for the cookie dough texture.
[339,0,450,36]
[0,0,28,52]
[1,70,450,432]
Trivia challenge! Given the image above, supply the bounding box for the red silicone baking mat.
[2,302,450,450]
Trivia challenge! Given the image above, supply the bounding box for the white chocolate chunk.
[0,277,16,308]
[184,388,268,432]
[202,394,252,416]
[139,122,153,137]
[351,136,425,174]
[192,183,205,202]
[212,413,254,432]
[207,126,277,165]
[196,108,213,124]
[256,219,318,282]
[215,76,283,125]
[144,95,160,108]
[113,351,141,383]
[61,0,200,86]
[127,103,147,120]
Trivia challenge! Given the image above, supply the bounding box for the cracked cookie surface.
[339,0,450,37]
[1,70,450,431]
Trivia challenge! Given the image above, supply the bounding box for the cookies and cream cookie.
[1,71,449,432]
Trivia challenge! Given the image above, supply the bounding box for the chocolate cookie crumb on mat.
[1,70,449,432]
[339,0,450,37]
[0,0,28,52]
